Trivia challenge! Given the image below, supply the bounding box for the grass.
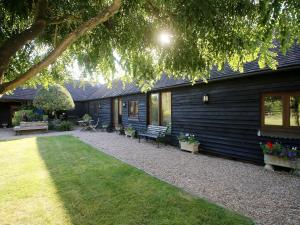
[0,135,254,225]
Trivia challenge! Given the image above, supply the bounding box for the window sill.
[259,128,300,140]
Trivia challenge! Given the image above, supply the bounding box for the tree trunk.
[0,0,121,96]
[0,0,48,83]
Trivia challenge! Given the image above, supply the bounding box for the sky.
[69,59,124,84]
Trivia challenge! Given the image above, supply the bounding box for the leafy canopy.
[33,84,75,112]
[1,0,299,91]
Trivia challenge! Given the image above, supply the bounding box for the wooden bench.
[14,121,48,135]
[138,125,168,147]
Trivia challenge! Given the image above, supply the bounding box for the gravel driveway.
[73,131,300,225]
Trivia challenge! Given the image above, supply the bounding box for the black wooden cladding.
[99,98,112,126]
[171,69,300,164]
[0,102,15,127]
[68,102,86,118]
[87,69,300,164]
[84,100,100,121]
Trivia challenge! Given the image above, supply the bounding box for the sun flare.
[158,32,172,45]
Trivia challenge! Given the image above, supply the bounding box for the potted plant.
[178,133,200,153]
[82,114,92,122]
[99,123,109,132]
[115,124,124,135]
[260,141,300,173]
[125,125,136,138]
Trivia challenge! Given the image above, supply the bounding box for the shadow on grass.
[36,135,254,225]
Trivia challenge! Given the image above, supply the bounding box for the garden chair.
[88,118,100,132]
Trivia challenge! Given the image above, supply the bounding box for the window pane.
[150,93,159,125]
[290,96,300,127]
[161,92,171,126]
[264,96,283,125]
[129,101,138,118]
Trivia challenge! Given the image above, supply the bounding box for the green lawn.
[0,135,254,225]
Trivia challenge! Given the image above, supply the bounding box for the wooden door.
[112,98,122,127]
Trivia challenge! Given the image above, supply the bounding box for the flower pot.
[180,141,199,153]
[264,154,300,171]
[125,130,135,138]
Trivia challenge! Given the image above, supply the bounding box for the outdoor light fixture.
[122,102,126,107]
[203,94,209,103]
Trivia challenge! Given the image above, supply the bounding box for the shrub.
[12,110,35,126]
[82,114,92,121]
[33,85,75,115]
[58,121,73,131]
[48,119,73,131]
[48,119,61,130]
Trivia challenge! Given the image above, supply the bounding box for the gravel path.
[73,131,300,225]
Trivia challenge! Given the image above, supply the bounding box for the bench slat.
[138,125,168,147]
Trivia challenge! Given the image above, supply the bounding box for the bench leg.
[138,136,141,143]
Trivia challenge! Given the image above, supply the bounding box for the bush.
[82,114,92,121]
[12,110,36,126]
[33,85,75,114]
[48,119,73,131]
[58,121,73,131]
[48,119,60,130]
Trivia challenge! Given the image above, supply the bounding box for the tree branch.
[0,0,48,83]
[0,0,121,95]
[48,14,81,25]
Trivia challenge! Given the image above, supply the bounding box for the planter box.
[180,141,199,153]
[264,154,300,171]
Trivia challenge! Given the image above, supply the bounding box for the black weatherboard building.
[1,45,300,164]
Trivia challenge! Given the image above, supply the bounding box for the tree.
[33,84,75,115]
[0,0,299,95]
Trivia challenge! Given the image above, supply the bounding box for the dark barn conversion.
[1,45,300,164]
